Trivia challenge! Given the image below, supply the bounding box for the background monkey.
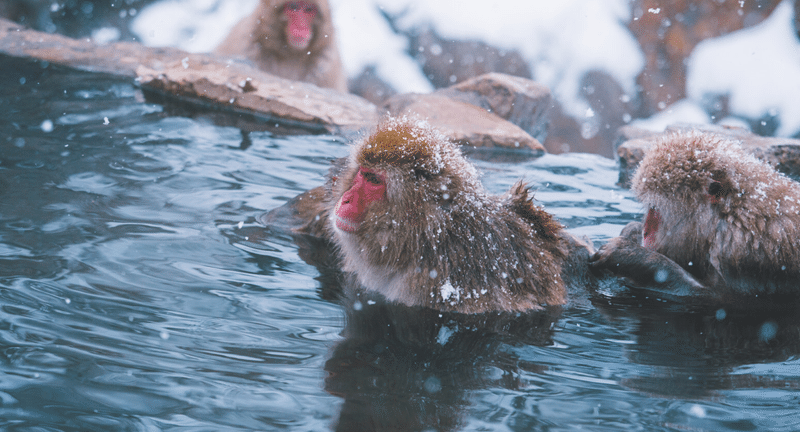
[591,132,800,303]
[215,0,347,92]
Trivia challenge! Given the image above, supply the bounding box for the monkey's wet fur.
[592,131,800,308]
[324,117,600,313]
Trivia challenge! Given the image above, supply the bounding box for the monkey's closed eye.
[362,171,383,185]
[413,168,432,180]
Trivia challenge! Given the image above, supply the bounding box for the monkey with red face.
[324,117,593,314]
[591,132,800,304]
[215,0,347,92]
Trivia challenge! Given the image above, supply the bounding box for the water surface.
[1,55,798,431]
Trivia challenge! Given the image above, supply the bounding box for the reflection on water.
[1,54,799,431]
[323,286,561,432]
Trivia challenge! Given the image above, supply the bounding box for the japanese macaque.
[215,0,348,92]
[324,117,593,314]
[591,132,800,303]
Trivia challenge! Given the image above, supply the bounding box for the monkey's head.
[332,116,480,234]
[632,132,800,257]
[280,1,318,50]
[329,117,484,273]
[259,0,334,53]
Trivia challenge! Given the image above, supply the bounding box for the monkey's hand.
[589,222,711,300]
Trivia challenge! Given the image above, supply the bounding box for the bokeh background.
[3,0,799,156]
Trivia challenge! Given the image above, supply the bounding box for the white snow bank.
[687,0,800,136]
[630,100,709,132]
[331,0,432,93]
[375,0,643,121]
[131,0,257,53]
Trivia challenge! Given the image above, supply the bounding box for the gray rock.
[437,72,552,143]
[405,25,533,89]
[136,62,379,133]
[348,64,397,105]
[382,93,545,153]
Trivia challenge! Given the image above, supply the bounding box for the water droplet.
[759,321,778,342]
[40,119,54,132]
[423,376,442,393]
[688,404,706,418]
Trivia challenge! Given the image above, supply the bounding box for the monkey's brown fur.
[329,117,571,313]
[215,0,348,92]
[598,131,800,299]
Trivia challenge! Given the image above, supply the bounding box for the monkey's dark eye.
[362,171,383,185]
[304,5,317,13]
[708,181,723,196]
[286,2,300,11]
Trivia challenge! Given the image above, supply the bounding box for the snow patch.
[436,324,456,345]
[630,100,709,132]
[440,280,459,302]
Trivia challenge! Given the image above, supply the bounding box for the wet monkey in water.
[215,0,347,92]
[325,117,594,314]
[591,132,800,304]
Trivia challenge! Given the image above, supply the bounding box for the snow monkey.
[215,0,347,92]
[327,117,594,314]
[591,132,800,303]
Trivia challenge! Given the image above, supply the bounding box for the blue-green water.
[1,55,798,431]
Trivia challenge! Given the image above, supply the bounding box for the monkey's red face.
[283,1,318,50]
[333,167,386,233]
[642,208,660,249]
